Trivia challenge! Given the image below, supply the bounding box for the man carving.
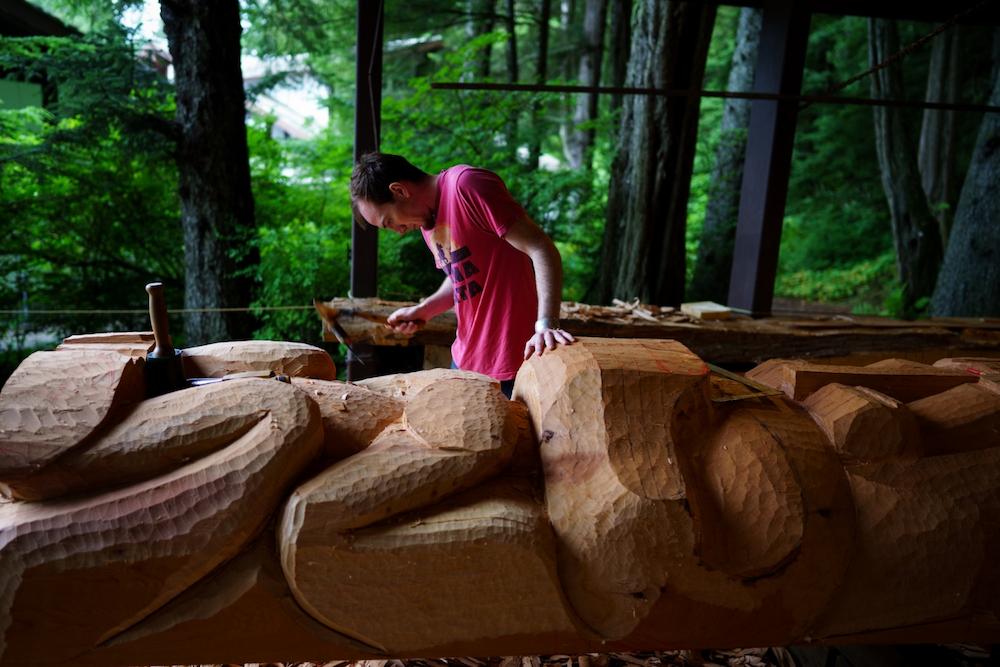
[350,153,574,396]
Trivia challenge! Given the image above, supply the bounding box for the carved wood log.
[86,538,376,666]
[290,378,403,460]
[0,350,145,479]
[316,297,1000,365]
[0,336,998,666]
[802,384,921,461]
[278,373,582,656]
[57,332,155,359]
[0,378,323,665]
[746,358,977,402]
[513,339,857,648]
[4,379,314,501]
[182,340,337,379]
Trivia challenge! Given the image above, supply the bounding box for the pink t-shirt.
[421,166,536,380]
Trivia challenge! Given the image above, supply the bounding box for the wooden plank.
[681,301,732,320]
[62,332,154,345]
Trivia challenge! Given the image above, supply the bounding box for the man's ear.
[388,182,409,200]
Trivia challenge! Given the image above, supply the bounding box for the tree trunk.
[590,0,715,306]
[918,27,962,245]
[161,0,257,345]
[563,0,608,169]
[931,29,1000,317]
[466,0,497,79]
[528,0,553,168]
[688,7,762,303]
[606,0,632,118]
[868,18,942,317]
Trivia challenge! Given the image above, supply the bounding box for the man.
[350,153,574,397]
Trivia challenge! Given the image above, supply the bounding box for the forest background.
[1,0,997,382]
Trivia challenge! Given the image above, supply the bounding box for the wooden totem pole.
[0,334,997,666]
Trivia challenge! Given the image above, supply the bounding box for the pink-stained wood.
[514,338,856,648]
[933,356,1000,375]
[513,338,711,639]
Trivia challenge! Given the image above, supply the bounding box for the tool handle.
[145,282,175,358]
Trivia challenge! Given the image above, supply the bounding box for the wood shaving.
[165,643,993,667]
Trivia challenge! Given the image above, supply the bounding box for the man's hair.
[350,152,430,204]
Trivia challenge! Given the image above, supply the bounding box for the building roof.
[0,0,79,37]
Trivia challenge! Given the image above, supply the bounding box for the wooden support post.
[350,0,384,379]
[727,0,810,316]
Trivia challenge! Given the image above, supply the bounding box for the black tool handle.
[145,282,175,358]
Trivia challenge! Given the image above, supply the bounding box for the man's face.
[356,182,435,235]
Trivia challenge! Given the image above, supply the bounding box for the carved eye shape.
[687,410,806,581]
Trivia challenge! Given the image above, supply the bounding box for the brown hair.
[350,152,430,204]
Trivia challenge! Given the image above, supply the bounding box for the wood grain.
[0,350,144,479]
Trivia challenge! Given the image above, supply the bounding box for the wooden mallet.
[144,282,186,397]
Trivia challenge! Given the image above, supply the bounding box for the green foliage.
[8,0,985,386]
[0,29,180,356]
[776,251,895,305]
[686,7,745,285]
[688,12,903,312]
[246,117,354,343]
[782,16,892,274]
[379,37,612,301]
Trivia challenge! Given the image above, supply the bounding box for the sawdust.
[157,648,796,667]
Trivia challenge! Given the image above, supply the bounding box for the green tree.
[592,0,715,306]
[868,18,942,317]
[774,15,895,311]
[931,29,1000,317]
[688,7,761,303]
[0,28,181,348]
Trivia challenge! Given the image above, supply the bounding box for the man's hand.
[523,326,575,359]
[387,305,426,335]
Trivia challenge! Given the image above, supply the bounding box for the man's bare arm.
[387,276,454,335]
[502,217,575,358]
